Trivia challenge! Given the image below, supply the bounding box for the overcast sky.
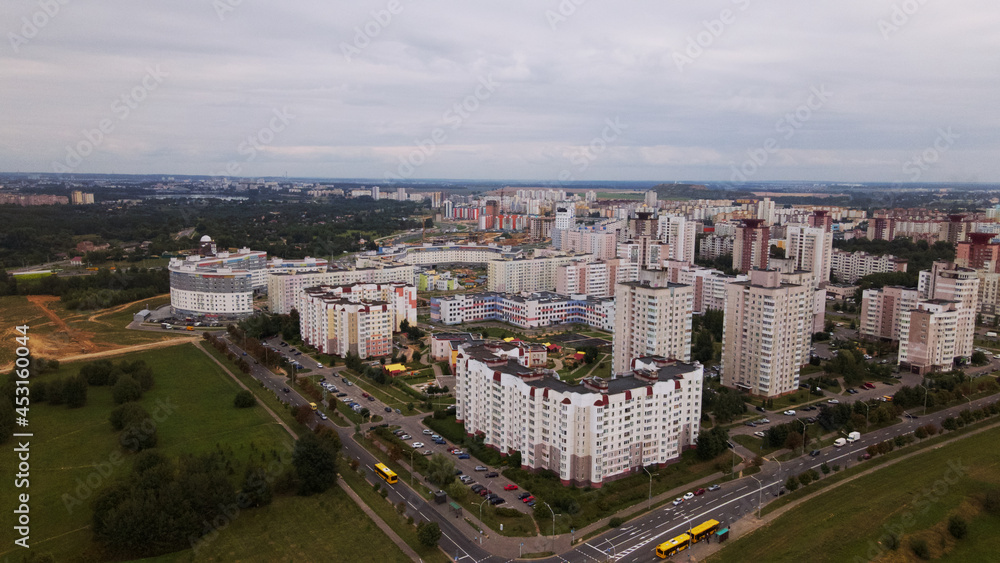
[2,1,999,183]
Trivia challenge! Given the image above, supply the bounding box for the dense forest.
[0,197,428,269]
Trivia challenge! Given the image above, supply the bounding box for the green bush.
[948,515,968,539]
[233,390,256,408]
[609,517,625,528]
[909,538,930,559]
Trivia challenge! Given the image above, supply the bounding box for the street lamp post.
[543,501,556,551]
[796,419,807,452]
[859,401,870,426]
[409,449,415,486]
[478,498,489,543]
[642,466,656,511]
[917,383,928,416]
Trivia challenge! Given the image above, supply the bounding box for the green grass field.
[708,425,1000,563]
[0,344,412,562]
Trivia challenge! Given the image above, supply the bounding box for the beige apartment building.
[611,273,693,375]
[721,269,814,397]
[860,286,921,341]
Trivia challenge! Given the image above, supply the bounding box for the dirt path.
[42,337,198,364]
[26,295,99,354]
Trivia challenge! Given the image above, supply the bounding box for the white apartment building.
[657,215,697,264]
[355,243,522,268]
[298,283,417,359]
[830,250,908,284]
[455,343,703,487]
[430,291,615,331]
[168,238,267,319]
[859,286,921,341]
[555,258,639,298]
[721,269,814,397]
[487,254,593,293]
[267,265,416,314]
[698,233,734,262]
[786,224,833,286]
[611,274,694,375]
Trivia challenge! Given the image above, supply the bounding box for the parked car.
[458,454,470,459]
[783,410,796,416]
[518,492,531,500]
[694,488,706,496]
[745,421,756,427]
[707,484,721,492]
[683,492,695,500]
[753,431,765,438]
[471,484,485,492]
[490,497,506,505]
[474,466,488,472]
[522,495,535,503]
[755,406,766,412]
[384,407,392,412]
[504,484,519,491]
[318,412,327,420]
[400,435,411,440]
[412,442,424,448]
[672,498,684,506]
[484,471,498,478]
[282,387,290,393]
[827,399,840,404]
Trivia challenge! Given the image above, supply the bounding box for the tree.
[948,515,968,539]
[972,350,989,366]
[292,432,339,496]
[785,475,799,492]
[64,374,88,408]
[784,431,803,451]
[426,453,456,487]
[239,465,274,508]
[295,405,314,426]
[696,427,729,460]
[416,521,442,547]
[234,390,256,408]
[711,390,747,423]
[112,376,142,404]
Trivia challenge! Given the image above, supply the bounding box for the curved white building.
[168,237,266,319]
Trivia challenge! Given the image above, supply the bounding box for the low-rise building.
[431,291,615,331]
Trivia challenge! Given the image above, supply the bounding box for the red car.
[694,488,706,496]
[504,484,518,491]
[522,495,535,503]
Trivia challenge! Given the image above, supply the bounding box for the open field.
[708,425,1000,563]
[0,343,412,562]
[0,294,182,369]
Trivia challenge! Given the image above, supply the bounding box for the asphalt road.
[222,335,998,563]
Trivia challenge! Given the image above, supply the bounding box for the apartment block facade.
[267,265,416,314]
[430,291,615,331]
[733,219,770,273]
[487,254,593,293]
[721,269,814,397]
[555,258,639,298]
[298,283,417,359]
[830,250,908,284]
[454,344,703,487]
[611,276,694,375]
[859,286,921,341]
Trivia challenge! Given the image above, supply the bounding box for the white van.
[833,438,846,447]
[846,432,861,443]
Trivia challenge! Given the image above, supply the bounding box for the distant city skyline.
[2,1,998,182]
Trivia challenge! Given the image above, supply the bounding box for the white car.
[784,410,796,416]
[400,434,411,440]
[827,399,839,404]
[672,498,683,506]
[412,442,424,448]
[316,363,323,368]
[422,429,433,435]
[753,431,765,438]
[683,492,695,500]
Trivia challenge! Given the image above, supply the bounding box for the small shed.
[715,528,730,543]
[134,309,151,322]
[434,490,447,504]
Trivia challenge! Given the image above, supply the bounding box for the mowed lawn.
[708,425,1000,563]
[0,344,410,562]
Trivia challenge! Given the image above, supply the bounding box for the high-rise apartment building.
[657,215,697,264]
[721,269,814,397]
[956,232,1000,272]
[298,283,417,359]
[733,219,770,273]
[786,222,832,286]
[611,273,693,375]
[859,286,921,341]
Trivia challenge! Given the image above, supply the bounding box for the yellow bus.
[655,533,691,559]
[690,519,721,544]
[309,402,318,411]
[374,462,398,484]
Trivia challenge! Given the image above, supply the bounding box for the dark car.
[282,387,290,393]
[756,406,766,412]
[384,407,392,412]
[490,497,505,505]
[810,449,821,457]
[484,471,498,478]
[454,469,463,475]
[471,484,485,493]
[518,492,531,500]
